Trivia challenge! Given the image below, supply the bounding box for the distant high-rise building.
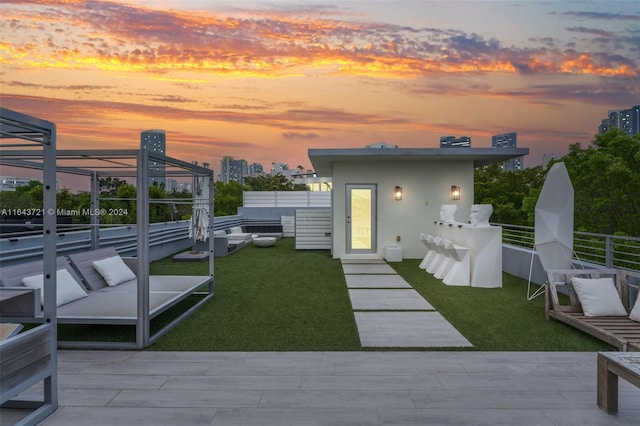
[271,162,289,175]
[220,156,248,184]
[0,176,33,191]
[440,136,471,148]
[140,129,166,188]
[492,132,522,171]
[249,163,264,175]
[598,105,640,136]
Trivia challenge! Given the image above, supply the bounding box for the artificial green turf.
[391,260,612,351]
[59,239,613,351]
[149,238,361,351]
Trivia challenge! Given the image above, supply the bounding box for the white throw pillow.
[570,277,628,317]
[22,268,88,307]
[229,226,243,234]
[92,255,136,286]
[630,295,640,322]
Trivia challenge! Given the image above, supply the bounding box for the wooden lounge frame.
[545,268,640,351]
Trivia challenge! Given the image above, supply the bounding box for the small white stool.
[384,245,403,262]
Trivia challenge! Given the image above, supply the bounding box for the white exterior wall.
[332,160,474,259]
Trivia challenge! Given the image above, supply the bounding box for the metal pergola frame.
[0,109,215,351]
[0,107,58,425]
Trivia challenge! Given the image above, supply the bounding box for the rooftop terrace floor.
[4,350,639,425]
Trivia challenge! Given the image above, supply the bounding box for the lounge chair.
[0,256,184,325]
[1,249,213,331]
[545,268,640,351]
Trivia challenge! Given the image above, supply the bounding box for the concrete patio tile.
[56,388,121,407]
[342,264,397,274]
[128,351,250,363]
[301,374,443,391]
[210,408,380,426]
[242,352,342,362]
[12,387,120,408]
[334,359,468,375]
[435,374,596,392]
[258,390,415,409]
[57,350,136,363]
[541,408,640,425]
[345,274,412,288]
[161,375,302,391]
[205,360,336,376]
[81,361,211,376]
[349,289,434,310]
[40,407,218,426]
[57,361,93,373]
[331,351,480,365]
[354,311,472,348]
[377,408,554,426]
[559,389,640,409]
[9,351,640,426]
[108,389,262,408]
[59,374,169,390]
[480,351,596,364]
[410,389,571,409]
[460,361,585,377]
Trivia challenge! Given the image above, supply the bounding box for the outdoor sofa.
[545,268,640,351]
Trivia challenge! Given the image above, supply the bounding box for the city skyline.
[1,1,638,182]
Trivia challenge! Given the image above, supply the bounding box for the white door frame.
[345,184,377,254]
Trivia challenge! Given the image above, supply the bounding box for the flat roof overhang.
[308,147,530,176]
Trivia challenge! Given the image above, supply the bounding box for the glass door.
[346,184,377,254]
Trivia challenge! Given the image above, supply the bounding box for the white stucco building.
[308,146,529,260]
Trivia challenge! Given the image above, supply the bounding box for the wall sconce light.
[451,185,460,200]
[394,186,403,201]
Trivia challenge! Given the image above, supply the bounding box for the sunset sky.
[1,0,639,179]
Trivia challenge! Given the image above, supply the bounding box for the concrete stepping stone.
[345,275,412,289]
[354,311,473,348]
[349,289,434,311]
[341,258,387,264]
[342,264,396,275]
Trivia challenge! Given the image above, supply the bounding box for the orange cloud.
[1,0,637,79]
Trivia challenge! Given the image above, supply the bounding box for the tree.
[474,164,545,226]
[149,184,170,223]
[114,183,136,224]
[474,129,640,237]
[214,180,246,216]
[0,180,41,210]
[558,129,640,236]
[99,177,126,196]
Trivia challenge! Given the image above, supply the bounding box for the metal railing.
[0,215,249,265]
[498,223,640,271]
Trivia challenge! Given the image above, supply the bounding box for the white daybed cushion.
[92,255,136,286]
[570,277,628,317]
[630,295,640,322]
[229,226,244,234]
[22,268,88,307]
